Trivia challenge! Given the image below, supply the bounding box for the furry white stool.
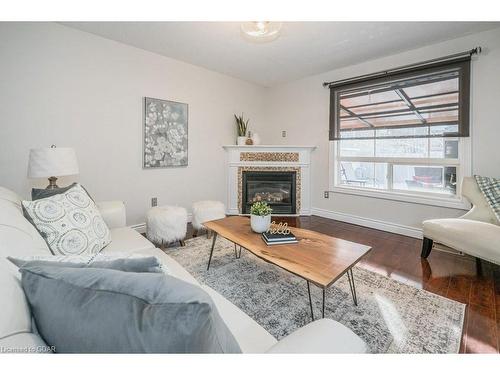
[192,200,225,237]
[146,205,187,247]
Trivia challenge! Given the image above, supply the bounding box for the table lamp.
[27,145,79,189]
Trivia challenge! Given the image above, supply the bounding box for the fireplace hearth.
[242,171,296,214]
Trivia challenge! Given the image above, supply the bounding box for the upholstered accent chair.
[421,177,500,266]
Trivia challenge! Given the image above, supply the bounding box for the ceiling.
[62,22,499,87]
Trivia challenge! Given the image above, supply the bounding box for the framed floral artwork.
[143,97,188,168]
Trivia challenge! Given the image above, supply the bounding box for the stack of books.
[261,231,298,246]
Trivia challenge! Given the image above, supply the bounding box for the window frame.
[327,57,472,209]
[329,137,471,210]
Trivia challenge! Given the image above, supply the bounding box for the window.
[328,58,471,208]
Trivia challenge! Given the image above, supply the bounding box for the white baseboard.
[133,209,422,239]
[133,209,459,255]
[130,214,193,234]
[311,207,422,239]
[226,210,311,216]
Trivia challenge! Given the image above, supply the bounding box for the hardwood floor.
[187,215,500,353]
[287,215,500,354]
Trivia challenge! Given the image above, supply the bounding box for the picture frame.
[143,97,188,169]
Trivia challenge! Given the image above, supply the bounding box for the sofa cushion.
[104,227,156,254]
[0,200,51,257]
[0,257,32,340]
[423,218,500,265]
[21,184,111,255]
[105,239,276,352]
[96,201,126,229]
[0,223,51,258]
[20,265,242,353]
[266,319,367,353]
[136,248,200,286]
[201,284,277,353]
[101,228,199,285]
[0,186,23,208]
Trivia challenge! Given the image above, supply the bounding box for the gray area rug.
[165,236,465,353]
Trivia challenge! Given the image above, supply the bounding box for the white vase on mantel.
[237,136,247,146]
[251,132,261,145]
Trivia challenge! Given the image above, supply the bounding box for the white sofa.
[0,186,367,354]
[421,177,500,265]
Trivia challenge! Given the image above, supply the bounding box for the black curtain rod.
[322,46,482,88]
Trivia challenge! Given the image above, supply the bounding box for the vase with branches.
[234,113,250,145]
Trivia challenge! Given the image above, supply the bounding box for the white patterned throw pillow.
[22,184,111,255]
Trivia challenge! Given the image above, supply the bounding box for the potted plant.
[234,113,250,145]
[250,201,272,233]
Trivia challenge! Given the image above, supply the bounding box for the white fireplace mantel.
[222,145,316,150]
[223,145,316,216]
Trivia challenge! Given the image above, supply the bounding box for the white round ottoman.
[146,205,187,247]
[192,200,225,237]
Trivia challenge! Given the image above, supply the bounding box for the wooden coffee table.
[203,216,371,320]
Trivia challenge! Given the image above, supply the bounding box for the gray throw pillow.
[31,183,76,201]
[20,265,241,353]
[8,256,163,273]
[31,183,95,201]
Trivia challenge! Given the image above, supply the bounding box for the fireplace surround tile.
[223,145,315,216]
[240,152,299,162]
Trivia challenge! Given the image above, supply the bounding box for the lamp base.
[46,176,59,189]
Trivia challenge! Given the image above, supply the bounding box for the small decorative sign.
[262,221,297,245]
[267,221,291,235]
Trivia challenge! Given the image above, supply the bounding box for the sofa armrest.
[97,201,126,229]
[266,319,367,354]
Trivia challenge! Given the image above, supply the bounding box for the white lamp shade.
[27,147,79,178]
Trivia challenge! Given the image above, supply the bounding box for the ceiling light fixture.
[240,22,282,43]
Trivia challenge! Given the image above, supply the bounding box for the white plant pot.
[250,214,271,233]
[237,136,247,145]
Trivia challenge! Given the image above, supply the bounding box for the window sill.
[330,185,470,210]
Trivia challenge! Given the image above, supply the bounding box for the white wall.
[0,22,266,225]
[256,27,500,232]
[1,23,499,234]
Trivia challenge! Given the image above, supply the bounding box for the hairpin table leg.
[206,232,218,271]
[307,281,314,321]
[346,268,358,306]
[322,288,326,318]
